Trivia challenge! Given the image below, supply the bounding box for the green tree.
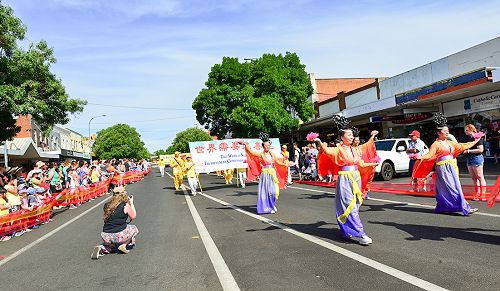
[0,2,86,141]
[166,127,212,154]
[93,124,149,160]
[192,52,314,138]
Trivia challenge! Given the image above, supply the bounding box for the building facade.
[298,36,500,151]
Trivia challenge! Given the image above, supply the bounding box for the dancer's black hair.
[433,113,448,132]
[259,132,271,146]
[332,115,353,139]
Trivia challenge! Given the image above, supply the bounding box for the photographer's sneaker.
[91,245,104,260]
[118,244,130,254]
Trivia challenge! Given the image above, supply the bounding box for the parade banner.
[189,138,281,173]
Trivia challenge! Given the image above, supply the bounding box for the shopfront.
[443,90,500,156]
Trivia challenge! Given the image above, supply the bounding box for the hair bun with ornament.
[433,113,447,129]
[332,115,351,130]
[258,132,270,142]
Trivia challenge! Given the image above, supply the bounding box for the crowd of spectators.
[290,142,324,182]
[0,158,150,241]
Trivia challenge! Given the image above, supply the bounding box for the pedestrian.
[406,130,427,192]
[416,114,481,215]
[463,124,487,200]
[315,115,379,246]
[184,157,198,196]
[487,127,500,164]
[239,133,288,214]
[91,186,138,260]
[293,143,302,180]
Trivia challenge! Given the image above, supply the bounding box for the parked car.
[374,138,429,181]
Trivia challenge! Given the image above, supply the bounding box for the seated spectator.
[89,166,99,184]
[4,180,21,212]
[0,188,11,216]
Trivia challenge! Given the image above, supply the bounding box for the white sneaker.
[351,235,372,245]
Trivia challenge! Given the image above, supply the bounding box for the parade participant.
[91,186,138,259]
[157,158,166,177]
[415,113,481,215]
[315,116,379,245]
[293,143,302,180]
[462,124,487,200]
[237,168,247,189]
[223,168,234,184]
[406,130,426,192]
[239,133,288,214]
[184,157,198,196]
[351,131,377,198]
[487,128,500,164]
[281,145,292,185]
[170,152,185,191]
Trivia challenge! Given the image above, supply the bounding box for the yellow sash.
[262,167,280,199]
[337,170,363,224]
[436,158,459,174]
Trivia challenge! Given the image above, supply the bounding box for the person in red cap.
[407,130,427,191]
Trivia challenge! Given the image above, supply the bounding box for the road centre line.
[166,173,240,291]
[197,190,448,291]
[289,185,500,218]
[0,196,111,267]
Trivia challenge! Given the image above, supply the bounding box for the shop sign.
[370,112,433,124]
[443,91,500,117]
[391,112,433,124]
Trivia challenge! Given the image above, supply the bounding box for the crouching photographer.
[91,186,138,260]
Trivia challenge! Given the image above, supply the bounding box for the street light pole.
[88,115,106,163]
[3,140,8,168]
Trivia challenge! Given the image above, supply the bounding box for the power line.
[87,102,193,111]
[92,116,193,124]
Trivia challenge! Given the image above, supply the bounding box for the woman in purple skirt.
[240,133,288,214]
[417,114,481,215]
[315,116,379,246]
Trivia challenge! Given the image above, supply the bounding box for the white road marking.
[0,196,111,267]
[166,173,240,291]
[289,185,500,218]
[197,190,448,291]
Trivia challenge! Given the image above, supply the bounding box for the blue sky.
[4,0,500,151]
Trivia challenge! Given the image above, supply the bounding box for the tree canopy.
[192,52,314,138]
[0,2,86,141]
[166,127,212,154]
[93,124,150,160]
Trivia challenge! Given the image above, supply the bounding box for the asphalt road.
[1,169,500,290]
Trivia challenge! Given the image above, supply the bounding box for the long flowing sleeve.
[245,149,262,182]
[317,145,340,177]
[450,140,479,156]
[419,142,438,161]
[412,141,438,179]
[271,153,288,190]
